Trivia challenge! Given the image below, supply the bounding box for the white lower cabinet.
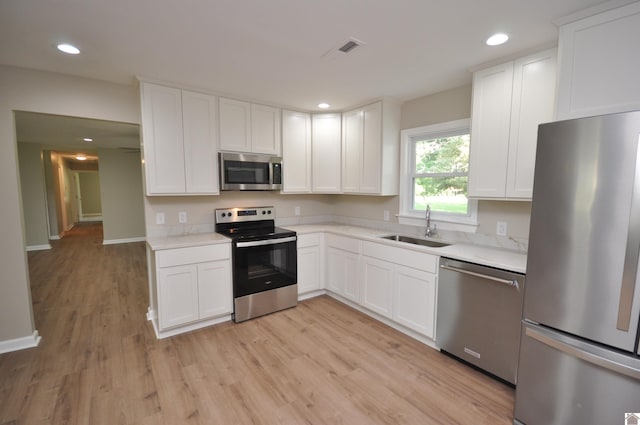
[158,264,200,329]
[297,233,324,295]
[317,234,439,341]
[393,265,437,339]
[154,244,232,331]
[326,234,361,302]
[360,240,439,339]
[361,256,394,318]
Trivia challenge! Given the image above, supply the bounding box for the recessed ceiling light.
[57,43,80,55]
[83,137,93,142]
[486,33,509,46]
[75,154,87,161]
[318,103,330,109]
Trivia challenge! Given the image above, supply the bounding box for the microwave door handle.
[617,135,640,331]
[236,236,297,248]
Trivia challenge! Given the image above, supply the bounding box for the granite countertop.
[146,223,527,274]
[283,224,527,274]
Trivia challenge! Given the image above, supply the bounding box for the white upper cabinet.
[218,98,251,152]
[555,2,640,120]
[282,110,312,193]
[251,103,281,154]
[468,48,557,199]
[182,90,219,194]
[140,82,219,196]
[342,101,400,195]
[312,113,342,193]
[219,97,281,155]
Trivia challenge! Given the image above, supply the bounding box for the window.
[399,119,478,230]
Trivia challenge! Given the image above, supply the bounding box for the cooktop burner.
[214,206,295,241]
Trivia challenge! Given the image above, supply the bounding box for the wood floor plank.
[0,223,515,425]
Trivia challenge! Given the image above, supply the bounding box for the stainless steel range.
[215,206,297,322]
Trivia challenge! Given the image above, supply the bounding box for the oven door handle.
[236,236,297,248]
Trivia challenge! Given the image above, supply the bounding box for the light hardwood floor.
[0,223,515,424]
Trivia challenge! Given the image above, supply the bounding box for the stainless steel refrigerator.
[514,110,640,425]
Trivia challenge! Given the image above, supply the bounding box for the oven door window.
[234,239,297,298]
[225,160,270,185]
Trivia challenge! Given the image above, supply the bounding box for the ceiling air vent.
[338,40,361,53]
[322,37,366,60]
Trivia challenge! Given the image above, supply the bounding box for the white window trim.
[398,118,478,233]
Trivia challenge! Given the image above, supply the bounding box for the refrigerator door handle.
[526,325,640,380]
[617,135,640,331]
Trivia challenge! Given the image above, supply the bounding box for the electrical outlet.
[383,210,390,221]
[496,221,508,236]
[156,212,165,225]
[294,206,301,216]
[178,211,187,224]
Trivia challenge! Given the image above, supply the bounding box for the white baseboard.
[146,307,231,339]
[103,237,146,245]
[26,244,52,252]
[79,215,103,222]
[0,330,42,354]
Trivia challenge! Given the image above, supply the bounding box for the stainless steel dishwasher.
[436,257,525,385]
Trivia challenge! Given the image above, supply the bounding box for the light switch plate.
[496,221,508,236]
[178,211,187,224]
[156,212,165,225]
[383,210,390,221]
[294,206,301,216]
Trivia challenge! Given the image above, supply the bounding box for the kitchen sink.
[380,234,450,248]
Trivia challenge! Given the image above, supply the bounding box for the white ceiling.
[14,111,140,151]
[0,0,613,113]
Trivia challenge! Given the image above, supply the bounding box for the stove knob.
[262,210,266,215]
[267,210,272,215]
[221,212,226,218]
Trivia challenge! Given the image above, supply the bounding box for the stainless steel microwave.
[219,152,282,191]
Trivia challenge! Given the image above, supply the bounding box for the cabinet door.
[556,2,640,119]
[394,265,436,338]
[219,97,251,152]
[297,245,321,294]
[197,260,232,319]
[360,101,383,194]
[158,264,199,329]
[506,49,556,198]
[141,83,186,194]
[327,247,346,295]
[182,90,219,194]
[251,104,281,155]
[361,256,394,318]
[342,108,363,193]
[282,110,312,193]
[327,247,359,301]
[468,62,514,198]
[312,114,342,193]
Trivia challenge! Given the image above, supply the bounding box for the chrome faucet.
[425,204,437,238]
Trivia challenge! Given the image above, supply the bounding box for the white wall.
[98,148,145,242]
[17,143,50,249]
[0,65,140,346]
[145,192,334,237]
[77,171,102,217]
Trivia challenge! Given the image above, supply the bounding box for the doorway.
[14,111,145,247]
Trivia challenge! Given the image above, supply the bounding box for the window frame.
[398,119,478,232]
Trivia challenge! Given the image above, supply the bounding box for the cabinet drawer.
[362,241,437,273]
[156,244,230,268]
[326,234,361,253]
[297,233,322,248]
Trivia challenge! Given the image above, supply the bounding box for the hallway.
[0,223,151,424]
